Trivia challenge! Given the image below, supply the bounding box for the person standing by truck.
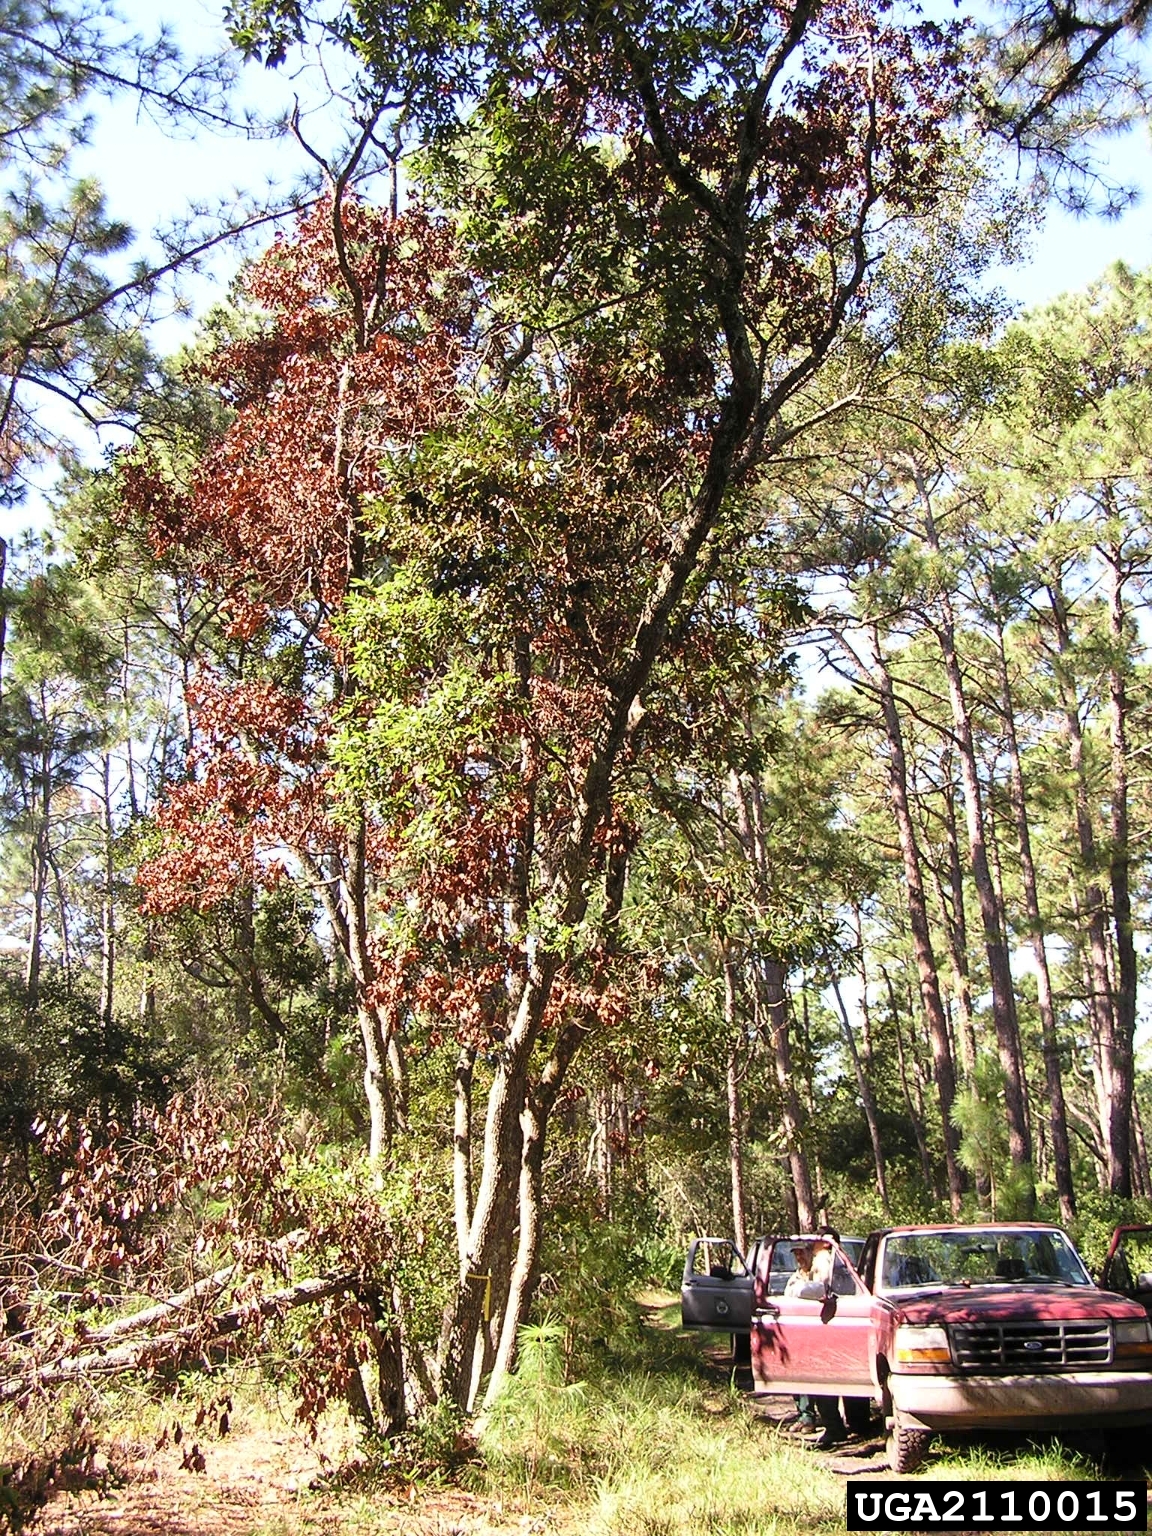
[785,1242,847,1449]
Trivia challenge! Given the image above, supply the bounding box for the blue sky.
[3,0,1150,543]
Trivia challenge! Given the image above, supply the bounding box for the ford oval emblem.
[1023,1339,1042,1351]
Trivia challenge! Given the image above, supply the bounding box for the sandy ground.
[34,1423,570,1536]
[26,1294,880,1534]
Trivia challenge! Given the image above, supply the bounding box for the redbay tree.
[133,0,973,1417]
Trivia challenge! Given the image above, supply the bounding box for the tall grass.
[480,1321,847,1535]
[479,1304,1133,1536]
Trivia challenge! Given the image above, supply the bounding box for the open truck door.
[751,1235,873,1400]
[1101,1224,1152,1317]
[680,1237,753,1332]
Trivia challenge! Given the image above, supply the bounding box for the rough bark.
[993,621,1075,1222]
[723,950,748,1253]
[884,963,938,1199]
[1047,581,1125,1195]
[454,1046,476,1271]
[98,754,116,1034]
[872,631,962,1212]
[482,844,628,1407]
[759,959,816,1229]
[1106,544,1136,1199]
[938,761,978,1077]
[918,489,1032,1202]
[830,975,889,1213]
[25,729,53,1008]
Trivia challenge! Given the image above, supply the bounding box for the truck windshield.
[880,1229,1092,1291]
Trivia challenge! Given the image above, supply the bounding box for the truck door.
[1102,1225,1152,1318]
[752,1238,873,1398]
[680,1238,751,1331]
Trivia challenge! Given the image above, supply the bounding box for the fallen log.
[72,1264,238,1346]
[68,1228,311,1348]
[0,1271,358,1402]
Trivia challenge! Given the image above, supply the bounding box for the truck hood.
[889,1285,1145,1325]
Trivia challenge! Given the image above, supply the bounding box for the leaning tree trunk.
[480,839,629,1409]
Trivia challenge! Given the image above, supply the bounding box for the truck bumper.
[891,1370,1152,1431]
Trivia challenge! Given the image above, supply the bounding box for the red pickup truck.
[751,1223,1152,1472]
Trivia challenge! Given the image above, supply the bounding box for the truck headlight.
[894,1324,951,1365]
[1114,1318,1152,1359]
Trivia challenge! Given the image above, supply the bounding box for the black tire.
[887,1421,933,1473]
[843,1396,872,1436]
[731,1332,751,1366]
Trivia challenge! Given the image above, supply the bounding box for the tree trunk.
[871,629,963,1213]
[939,757,978,1077]
[993,622,1075,1222]
[25,742,51,1009]
[1106,545,1136,1199]
[723,950,748,1254]
[883,963,938,1199]
[758,959,816,1229]
[1047,581,1125,1195]
[918,494,1032,1204]
[830,975,888,1212]
[852,906,874,1066]
[454,1046,476,1271]
[483,1013,588,1408]
[99,754,116,1034]
[729,765,816,1229]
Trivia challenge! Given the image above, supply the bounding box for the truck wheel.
[843,1397,872,1436]
[731,1332,751,1365]
[887,1420,933,1473]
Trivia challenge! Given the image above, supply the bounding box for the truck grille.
[950,1321,1112,1370]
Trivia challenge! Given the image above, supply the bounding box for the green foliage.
[952,1054,1009,1211]
[538,1199,679,1378]
[0,975,178,1155]
[1069,1191,1152,1278]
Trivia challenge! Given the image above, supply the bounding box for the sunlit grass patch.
[481,1323,845,1535]
[927,1438,1100,1481]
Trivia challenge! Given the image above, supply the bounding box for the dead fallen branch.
[62,1230,312,1349]
[0,1271,357,1402]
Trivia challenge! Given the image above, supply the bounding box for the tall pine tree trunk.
[99,753,116,1035]
[993,621,1075,1222]
[1106,544,1136,1199]
[758,959,816,1229]
[919,490,1032,1203]
[724,949,748,1254]
[830,975,889,1213]
[1046,581,1125,1195]
[871,628,962,1212]
[884,964,938,1198]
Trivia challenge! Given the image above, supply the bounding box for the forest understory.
[7,0,1152,1526]
[12,1290,1145,1536]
